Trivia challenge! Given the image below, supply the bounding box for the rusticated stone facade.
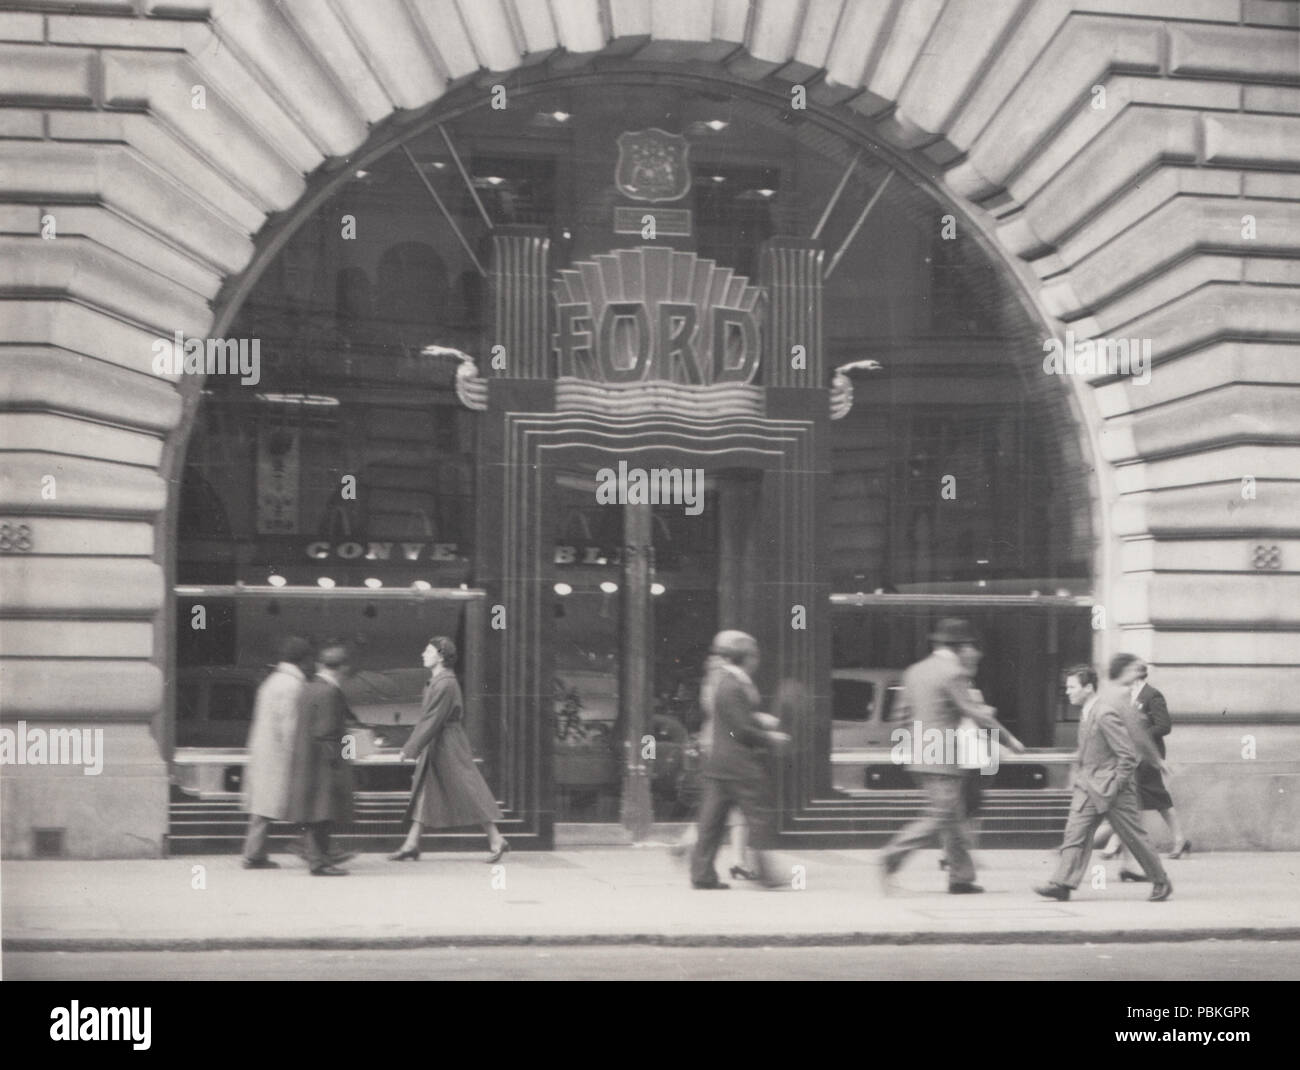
[2,0,1297,855]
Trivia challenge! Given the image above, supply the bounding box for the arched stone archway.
[4,0,1298,855]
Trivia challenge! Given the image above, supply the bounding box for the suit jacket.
[242,662,306,820]
[1132,682,1171,759]
[897,650,1007,776]
[285,676,355,825]
[1072,683,1160,811]
[703,670,770,782]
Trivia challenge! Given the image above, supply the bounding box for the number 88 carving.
[1251,544,1281,570]
[0,523,33,552]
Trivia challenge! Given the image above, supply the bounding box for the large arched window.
[177,72,1093,765]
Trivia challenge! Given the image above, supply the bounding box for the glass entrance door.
[551,473,623,822]
[549,470,720,826]
[646,499,719,823]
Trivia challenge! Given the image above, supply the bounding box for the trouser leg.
[242,814,271,862]
[882,773,952,871]
[690,779,735,886]
[730,775,779,885]
[929,775,975,884]
[1052,789,1106,889]
[1107,786,1168,884]
[305,822,332,871]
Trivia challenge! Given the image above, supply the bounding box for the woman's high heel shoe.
[1167,839,1192,859]
[486,839,510,864]
[388,847,420,862]
[730,865,759,881]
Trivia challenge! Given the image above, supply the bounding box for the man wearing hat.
[286,640,358,876]
[880,618,1026,893]
[689,630,790,890]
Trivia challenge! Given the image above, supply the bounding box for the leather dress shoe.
[1034,882,1071,901]
[1119,869,1150,882]
[310,864,348,876]
[1148,879,1173,902]
[691,879,730,890]
[242,858,280,870]
[948,882,984,894]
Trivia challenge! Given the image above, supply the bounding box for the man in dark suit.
[286,641,357,876]
[689,631,790,890]
[1036,656,1172,902]
[880,618,1025,894]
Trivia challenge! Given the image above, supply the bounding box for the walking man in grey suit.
[880,618,1025,894]
[1035,656,1172,902]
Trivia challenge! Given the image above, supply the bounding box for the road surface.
[6,940,1298,981]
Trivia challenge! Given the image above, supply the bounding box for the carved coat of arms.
[615,128,691,202]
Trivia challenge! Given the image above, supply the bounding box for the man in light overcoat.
[241,636,314,869]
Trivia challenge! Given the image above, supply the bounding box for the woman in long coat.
[389,636,507,862]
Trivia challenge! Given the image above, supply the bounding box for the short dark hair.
[1066,665,1098,691]
[278,635,313,664]
[427,635,457,668]
[1108,652,1140,681]
[318,639,351,669]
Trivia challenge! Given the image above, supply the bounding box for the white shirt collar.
[317,668,344,690]
[719,662,753,687]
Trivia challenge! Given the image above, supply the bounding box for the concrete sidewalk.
[4,847,1299,950]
